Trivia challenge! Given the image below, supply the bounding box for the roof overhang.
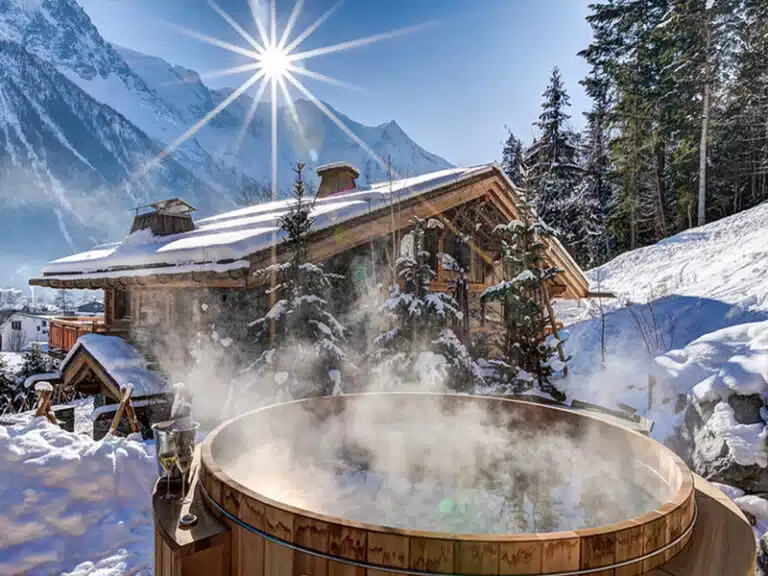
[29,165,590,298]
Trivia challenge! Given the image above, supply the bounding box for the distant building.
[0,312,53,352]
[76,301,105,314]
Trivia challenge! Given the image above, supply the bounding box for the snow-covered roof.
[316,161,360,176]
[60,334,166,398]
[38,165,497,279]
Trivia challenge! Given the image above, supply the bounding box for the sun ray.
[284,71,390,173]
[156,62,261,88]
[286,64,365,93]
[234,74,270,152]
[270,0,277,47]
[277,0,304,50]
[271,77,278,202]
[282,0,343,54]
[277,74,309,150]
[247,0,271,48]
[165,22,261,60]
[288,21,437,62]
[197,62,262,82]
[208,0,264,54]
[147,70,266,171]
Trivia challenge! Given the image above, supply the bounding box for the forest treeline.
[503,0,768,268]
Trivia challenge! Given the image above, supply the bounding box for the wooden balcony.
[48,317,130,356]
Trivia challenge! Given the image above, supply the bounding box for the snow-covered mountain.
[115,45,452,189]
[0,0,452,287]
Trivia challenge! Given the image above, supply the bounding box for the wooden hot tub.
[193,393,706,575]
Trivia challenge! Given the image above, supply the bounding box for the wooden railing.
[49,317,107,354]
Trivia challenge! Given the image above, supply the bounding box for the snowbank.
[557,201,768,439]
[0,418,155,575]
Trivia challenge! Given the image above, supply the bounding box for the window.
[114,289,131,319]
[11,321,21,330]
[36,326,40,332]
[41,320,47,327]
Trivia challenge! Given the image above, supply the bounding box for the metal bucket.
[151,420,199,479]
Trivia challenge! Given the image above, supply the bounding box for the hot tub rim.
[200,391,695,544]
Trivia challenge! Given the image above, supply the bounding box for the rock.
[675,394,768,493]
[728,393,764,425]
[758,534,768,576]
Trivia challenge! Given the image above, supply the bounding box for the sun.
[148,0,437,204]
[259,44,289,79]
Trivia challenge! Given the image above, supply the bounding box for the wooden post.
[541,287,568,377]
[34,382,58,425]
[110,384,140,435]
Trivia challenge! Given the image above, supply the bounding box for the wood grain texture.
[367,531,409,576]
[409,537,454,573]
[265,507,294,576]
[328,525,366,576]
[294,516,330,576]
[499,539,542,575]
[455,541,499,574]
[541,535,580,574]
[614,523,644,576]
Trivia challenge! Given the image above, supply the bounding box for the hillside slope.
[558,200,768,433]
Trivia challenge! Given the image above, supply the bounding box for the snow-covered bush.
[246,164,349,400]
[480,191,566,400]
[371,217,482,392]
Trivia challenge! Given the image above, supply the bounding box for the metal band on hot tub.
[199,477,698,576]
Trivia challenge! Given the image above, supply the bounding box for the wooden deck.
[48,317,130,356]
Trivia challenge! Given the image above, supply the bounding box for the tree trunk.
[697,13,712,227]
[654,139,668,238]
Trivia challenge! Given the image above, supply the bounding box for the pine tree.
[524,67,588,263]
[372,217,483,393]
[54,290,71,313]
[247,163,348,400]
[0,354,15,410]
[19,345,52,380]
[576,86,613,265]
[501,129,524,186]
[480,182,565,401]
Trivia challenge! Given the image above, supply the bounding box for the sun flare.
[148,0,436,204]
[259,44,290,79]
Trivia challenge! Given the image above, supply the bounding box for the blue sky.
[78,0,593,166]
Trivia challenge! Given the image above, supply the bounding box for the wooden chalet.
[29,163,590,396]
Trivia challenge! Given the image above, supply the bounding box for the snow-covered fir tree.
[524,67,588,264]
[571,94,611,266]
[19,346,53,380]
[372,217,483,392]
[501,129,524,186]
[480,185,566,400]
[247,163,348,400]
[0,353,15,409]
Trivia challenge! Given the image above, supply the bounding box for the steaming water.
[221,398,673,534]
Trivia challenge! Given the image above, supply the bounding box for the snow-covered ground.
[0,419,154,575]
[0,352,24,375]
[558,200,768,423]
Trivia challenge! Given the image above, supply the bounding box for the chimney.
[316,162,359,198]
[130,198,196,236]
